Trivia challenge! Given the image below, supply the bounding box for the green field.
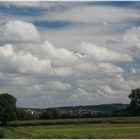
[1,117,140,138]
[2,124,140,138]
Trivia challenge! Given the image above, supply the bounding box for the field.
[1,116,140,138]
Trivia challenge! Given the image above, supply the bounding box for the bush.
[0,129,4,138]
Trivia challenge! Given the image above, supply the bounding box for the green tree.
[0,93,17,126]
[42,109,60,119]
[128,88,140,115]
[16,109,34,120]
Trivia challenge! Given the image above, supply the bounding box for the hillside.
[18,103,129,119]
[50,103,128,112]
[19,103,128,112]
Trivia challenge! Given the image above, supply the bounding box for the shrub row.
[9,117,140,127]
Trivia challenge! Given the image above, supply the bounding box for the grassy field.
[2,124,140,138]
[1,116,140,138]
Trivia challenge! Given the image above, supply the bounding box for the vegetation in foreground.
[1,123,140,138]
[9,116,140,127]
[0,116,140,138]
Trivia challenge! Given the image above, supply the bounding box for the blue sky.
[0,1,140,108]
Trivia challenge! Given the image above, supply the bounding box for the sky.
[0,1,140,108]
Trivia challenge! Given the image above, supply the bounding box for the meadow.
[1,116,140,138]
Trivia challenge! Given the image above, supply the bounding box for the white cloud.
[38,41,79,67]
[123,26,140,48]
[98,63,124,74]
[51,67,73,77]
[0,2,139,107]
[74,62,124,79]
[2,20,40,42]
[47,81,71,91]
[28,81,71,92]
[28,84,42,91]
[0,44,51,74]
[99,85,124,96]
[128,80,140,89]
[45,5,140,24]
[0,43,74,77]
[70,88,95,104]
[77,42,132,62]
[109,74,130,91]
[130,67,137,74]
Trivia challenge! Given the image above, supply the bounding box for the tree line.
[0,88,140,126]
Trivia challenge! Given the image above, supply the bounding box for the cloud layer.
[0,2,140,108]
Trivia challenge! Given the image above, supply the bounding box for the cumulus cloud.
[38,41,80,67]
[51,67,73,77]
[70,88,95,104]
[0,43,75,78]
[47,81,71,91]
[1,20,40,42]
[74,62,124,80]
[123,27,140,48]
[128,80,140,89]
[0,44,51,74]
[77,42,132,62]
[98,63,124,74]
[99,85,123,96]
[28,81,71,93]
[109,74,130,90]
